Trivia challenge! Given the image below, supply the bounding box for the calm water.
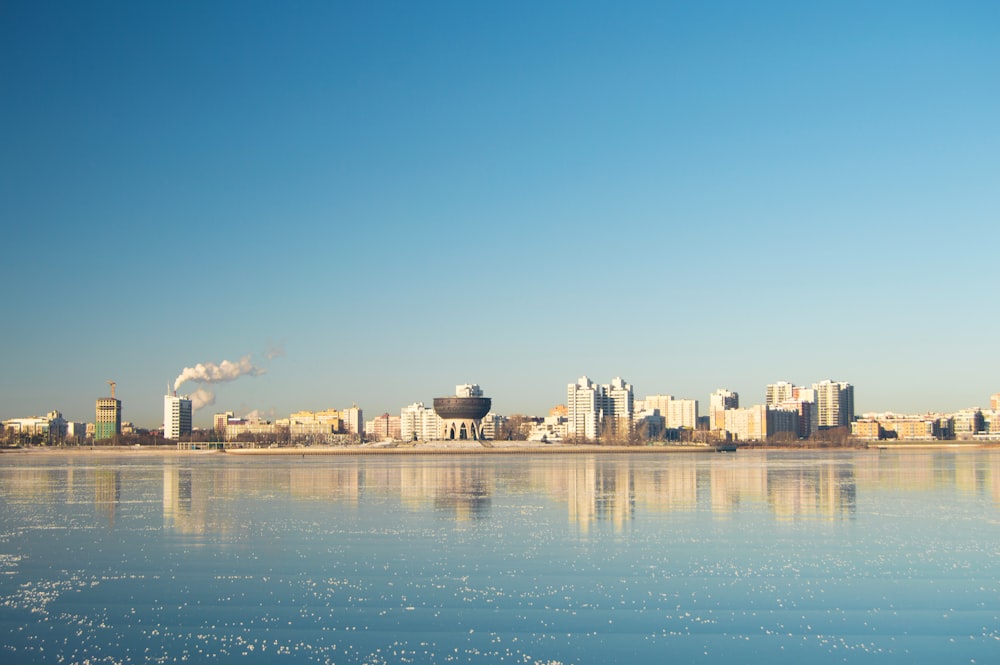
[1,450,999,664]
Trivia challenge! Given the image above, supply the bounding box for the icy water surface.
[1,449,999,664]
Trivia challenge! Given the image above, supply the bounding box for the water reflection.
[93,468,120,526]
[3,450,1000,535]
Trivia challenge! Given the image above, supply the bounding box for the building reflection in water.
[154,451,1000,534]
[94,468,120,527]
[5,451,1000,535]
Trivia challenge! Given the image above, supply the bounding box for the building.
[95,395,122,441]
[775,398,813,439]
[480,412,504,441]
[223,413,277,441]
[367,413,401,441]
[605,377,635,436]
[214,411,234,436]
[566,376,635,441]
[765,381,795,406]
[567,377,602,440]
[952,408,984,439]
[433,384,492,441]
[852,413,943,441]
[288,409,342,438]
[66,420,87,442]
[640,394,697,430]
[991,393,1000,410]
[633,409,666,440]
[723,405,798,442]
[709,389,739,431]
[341,406,364,437]
[980,410,1000,438]
[2,410,68,443]
[400,403,442,441]
[813,380,854,429]
[528,414,569,443]
[851,419,883,440]
[724,405,768,442]
[164,394,193,440]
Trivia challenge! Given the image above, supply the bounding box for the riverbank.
[2,441,995,457]
[1,442,724,456]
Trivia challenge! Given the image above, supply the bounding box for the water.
[1,449,998,664]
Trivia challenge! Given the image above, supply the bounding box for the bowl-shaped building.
[433,396,492,441]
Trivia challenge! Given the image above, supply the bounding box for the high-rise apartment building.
[813,380,855,429]
[566,376,634,441]
[605,377,635,434]
[709,389,739,430]
[164,394,193,440]
[991,393,1000,410]
[342,406,364,437]
[765,381,795,406]
[95,396,122,441]
[400,403,442,441]
[641,394,698,429]
[567,376,601,440]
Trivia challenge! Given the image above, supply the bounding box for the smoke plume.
[174,354,265,392]
[189,388,216,411]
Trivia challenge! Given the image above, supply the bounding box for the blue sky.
[2,1,997,428]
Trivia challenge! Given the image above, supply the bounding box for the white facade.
[766,381,795,406]
[341,406,364,436]
[400,402,443,441]
[3,411,68,440]
[709,388,739,412]
[480,412,504,440]
[725,405,768,442]
[641,394,697,429]
[605,376,634,433]
[566,376,634,441]
[567,376,601,440]
[456,384,484,398]
[164,394,193,440]
[709,389,739,430]
[528,415,568,443]
[813,380,855,429]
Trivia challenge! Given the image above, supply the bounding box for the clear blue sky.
[2,1,997,428]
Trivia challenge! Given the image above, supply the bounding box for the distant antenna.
[107,380,116,399]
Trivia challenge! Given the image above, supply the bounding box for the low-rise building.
[3,410,68,442]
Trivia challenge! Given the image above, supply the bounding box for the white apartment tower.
[566,376,634,441]
[400,403,442,442]
[605,377,635,426]
[813,380,855,429]
[766,381,795,406]
[567,376,602,440]
[164,394,193,440]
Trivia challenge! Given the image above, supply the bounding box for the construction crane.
[107,380,116,399]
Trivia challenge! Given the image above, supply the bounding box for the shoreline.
[1,441,996,457]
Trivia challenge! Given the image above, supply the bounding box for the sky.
[2,1,998,428]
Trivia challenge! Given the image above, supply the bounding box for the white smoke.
[189,388,216,412]
[174,354,265,392]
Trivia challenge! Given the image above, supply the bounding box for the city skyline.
[5,372,1000,435]
[3,2,998,426]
